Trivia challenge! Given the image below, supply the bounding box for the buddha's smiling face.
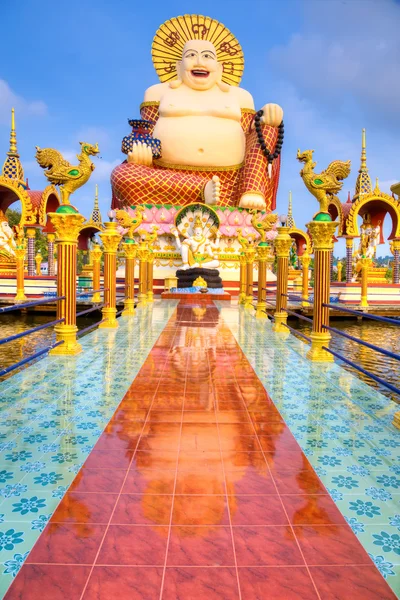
[178,40,222,90]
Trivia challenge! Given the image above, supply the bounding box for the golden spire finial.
[2,108,25,182]
[287,190,295,228]
[361,128,366,170]
[374,177,380,193]
[10,108,17,154]
[354,128,372,201]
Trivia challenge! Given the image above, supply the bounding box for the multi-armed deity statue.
[172,207,221,271]
[111,15,284,212]
[0,211,17,259]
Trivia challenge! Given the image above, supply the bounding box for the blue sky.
[1,0,399,257]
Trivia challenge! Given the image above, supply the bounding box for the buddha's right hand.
[127,142,153,167]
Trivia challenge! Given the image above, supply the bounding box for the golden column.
[99,222,121,329]
[47,233,56,276]
[35,251,42,276]
[147,249,155,303]
[301,251,311,307]
[137,240,149,306]
[255,243,270,319]
[122,239,136,315]
[360,257,372,308]
[391,239,400,284]
[25,227,36,276]
[337,260,343,282]
[307,219,337,362]
[238,252,247,304]
[14,243,27,303]
[244,247,256,309]
[345,238,354,283]
[272,225,292,332]
[49,208,85,355]
[91,243,102,303]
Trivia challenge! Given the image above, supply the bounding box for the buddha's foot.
[204,175,220,206]
[239,192,266,210]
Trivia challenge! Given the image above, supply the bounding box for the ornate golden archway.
[0,176,36,225]
[327,195,344,236]
[38,185,61,227]
[345,189,400,240]
[289,226,312,255]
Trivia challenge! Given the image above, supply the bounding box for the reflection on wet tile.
[3,301,396,599]
[4,564,91,600]
[163,567,240,600]
[219,302,399,596]
[238,566,318,599]
[167,526,235,566]
[84,566,163,600]
[97,525,169,565]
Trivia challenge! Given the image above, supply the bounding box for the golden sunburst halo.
[152,14,244,86]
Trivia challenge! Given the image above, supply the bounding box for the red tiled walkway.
[6,302,396,599]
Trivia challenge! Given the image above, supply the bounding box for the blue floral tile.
[219,304,400,596]
[0,302,178,594]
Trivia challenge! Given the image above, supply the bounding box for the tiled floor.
[0,302,178,598]
[4,301,397,599]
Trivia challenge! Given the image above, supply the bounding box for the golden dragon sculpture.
[297,149,351,214]
[138,224,160,247]
[250,210,279,242]
[35,142,99,205]
[115,206,145,238]
[236,228,255,250]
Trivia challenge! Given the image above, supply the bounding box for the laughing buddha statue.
[111,15,284,212]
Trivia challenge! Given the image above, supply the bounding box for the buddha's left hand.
[260,103,284,127]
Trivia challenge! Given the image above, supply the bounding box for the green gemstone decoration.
[257,223,262,227]
[258,242,269,246]
[314,178,324,185]
[314,212,332,222]
[124,238,135,244]
[68,169,80,176]
[55,205,79,214]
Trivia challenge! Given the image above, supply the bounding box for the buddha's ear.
[170,62,183,88]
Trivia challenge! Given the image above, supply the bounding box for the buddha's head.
[176,40,224,91]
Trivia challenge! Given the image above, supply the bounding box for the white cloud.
[273,82,399,258]
[92,157,120,182]
[268,0,400,122]
[0,79,47,124]
[73,127,111,152]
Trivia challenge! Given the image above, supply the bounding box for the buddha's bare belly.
[153,116,245,167]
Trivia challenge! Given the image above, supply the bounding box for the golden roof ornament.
[2,108,25,183]
[152,14,244,86]
[353,128,372,201]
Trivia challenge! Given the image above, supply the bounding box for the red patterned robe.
[111,102,281,210]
